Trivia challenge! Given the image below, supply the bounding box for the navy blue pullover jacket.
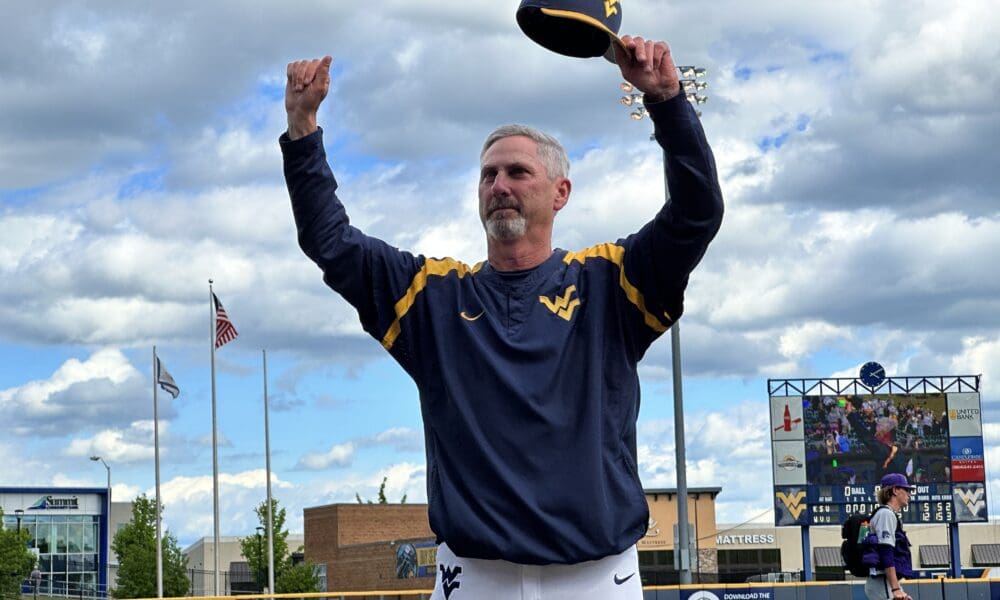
[281,92,724,565]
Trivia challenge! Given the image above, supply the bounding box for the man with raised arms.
[280,35,723,599]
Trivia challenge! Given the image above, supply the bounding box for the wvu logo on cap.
[516,0,626,61]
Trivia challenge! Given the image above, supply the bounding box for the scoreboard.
[769,375,986,527]
[805,483,955,525]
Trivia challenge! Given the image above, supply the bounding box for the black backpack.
[841,506,895,576]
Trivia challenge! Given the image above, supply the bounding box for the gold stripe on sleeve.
[381,258,482,350]
[563,244,671,333]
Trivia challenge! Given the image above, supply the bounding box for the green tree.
[240,499,320,593]
[0,510,34,600]
[275,562,320,594]
[355,477,407,504]
[110,495,189,598]
[239,499,289,588]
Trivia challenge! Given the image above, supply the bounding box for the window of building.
[313,564,327,592]
[639,550,673,567]
[637,550,676,586]
[717,548,782,583]
[13,514,102,596]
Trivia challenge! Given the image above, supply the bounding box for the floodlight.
[678,66,707,78]
[681,80,708,92]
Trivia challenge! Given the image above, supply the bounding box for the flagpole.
[209,280,221,597]
[263,349,275,596]
[152,347,164,598]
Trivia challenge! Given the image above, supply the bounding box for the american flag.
[213,293,239,349]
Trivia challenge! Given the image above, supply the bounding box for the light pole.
[619,67,708,585]
[255,527,264,592]
[14,508,24,533]
[90,456,111,598]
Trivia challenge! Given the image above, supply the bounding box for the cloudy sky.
[1,0,998,548]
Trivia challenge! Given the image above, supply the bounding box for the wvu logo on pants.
[439,564,462,599]
[539,285,581,321]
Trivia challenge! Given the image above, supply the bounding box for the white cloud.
[0,348,133,409]
[952,336,1000,400]
[151,469,295,543]
[361,427,424,453]
[64,420,159,463]
[296,443,355,470]
[778,321,853,360]
[313,462,426,506]
[0,215,82,272]
[0,348,156,435]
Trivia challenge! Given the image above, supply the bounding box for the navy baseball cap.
[880,473,914,490]
[516,0,628,62]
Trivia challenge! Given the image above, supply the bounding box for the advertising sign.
[947,393,983,436]
[772,441,807,485]
[950,437,986,482]
[770,396,805,441]
[682,588,774,600]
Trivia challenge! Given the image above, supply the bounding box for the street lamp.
[90,456,111,598]
[255,527,264,592]
[14,508,24,533]
[617,67,709,585]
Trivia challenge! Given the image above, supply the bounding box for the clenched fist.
[285,55,332,140]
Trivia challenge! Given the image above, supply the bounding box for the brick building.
[304,488,721,592]
[304,503,435,592]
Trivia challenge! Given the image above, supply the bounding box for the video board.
[769,377,986,527]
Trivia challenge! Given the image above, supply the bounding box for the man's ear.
[553,178,571,212]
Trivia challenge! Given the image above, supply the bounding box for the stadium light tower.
[618,66,708,585]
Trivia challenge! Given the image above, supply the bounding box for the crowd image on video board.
[803,393,950,486]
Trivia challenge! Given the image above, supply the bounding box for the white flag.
[156,357,180,399]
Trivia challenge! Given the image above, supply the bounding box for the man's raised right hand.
[285,55,332,140]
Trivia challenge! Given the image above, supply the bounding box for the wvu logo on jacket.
[539,285,581,321]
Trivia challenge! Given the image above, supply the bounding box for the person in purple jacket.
[281,34,723,600]
[866,473,915,600]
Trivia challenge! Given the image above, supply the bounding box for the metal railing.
[17,579,107,600]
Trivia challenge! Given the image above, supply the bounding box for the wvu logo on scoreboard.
[955,487,986,514]
[776,490,807,520]
[539,286,581,321]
